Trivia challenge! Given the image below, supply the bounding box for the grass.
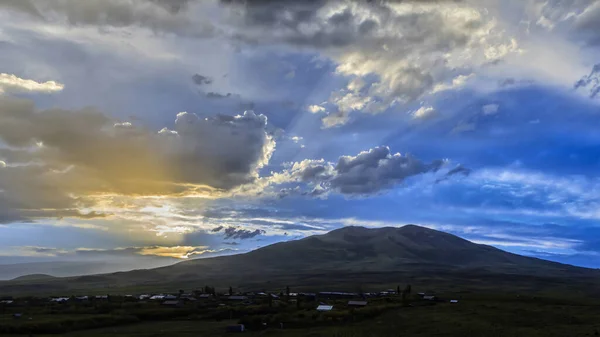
[3,292,600,336]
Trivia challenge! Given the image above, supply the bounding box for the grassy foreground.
[3,292,600,336]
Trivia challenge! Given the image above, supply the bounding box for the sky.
[1,0,600,272]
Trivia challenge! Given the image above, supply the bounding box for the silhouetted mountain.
[11,274,56,281]
[1,226,598,295]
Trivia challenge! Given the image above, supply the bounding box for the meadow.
[2,289,600,336]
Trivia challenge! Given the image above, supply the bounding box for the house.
[348,301,368,307]
[162,300,183,307]
[319,292,357,299]
[13,313,22,319]
[76,296,89,301]
[150,295,165,300]
[450,300,459,303]
[198,294,211,299]
[95,295,108,300]
[50,297,69,303]
[423,295,437,301]
[316,305,333,311]
[0,300,14,304]
[164,294,178,300]
[181,296,197,302]
[227,296,249,301]
[226,324,245,333]
[139,294,151,300]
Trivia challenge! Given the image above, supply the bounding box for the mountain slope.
[0,225,597,295]
[174,225,581,275]
[11,274,56,281]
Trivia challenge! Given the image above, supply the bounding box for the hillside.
[0,225,598,296]
[11,274,56,281]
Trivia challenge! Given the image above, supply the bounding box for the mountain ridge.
[1,225,598,296]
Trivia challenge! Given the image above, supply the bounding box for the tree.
[229,286,233,296]
[179,289,184,298]
[397,285,401,295]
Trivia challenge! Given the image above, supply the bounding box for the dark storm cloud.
[223,226,266,239]
[211,226,224,232]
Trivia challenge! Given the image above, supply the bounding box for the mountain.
[1,225,598,296]
[0,259,179,281]
[11,274,56,281]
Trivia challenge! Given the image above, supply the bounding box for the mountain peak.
[327,224,437,236]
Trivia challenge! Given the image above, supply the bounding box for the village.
[0,285,453,334]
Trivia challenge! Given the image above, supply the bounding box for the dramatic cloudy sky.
[2,0,600,272]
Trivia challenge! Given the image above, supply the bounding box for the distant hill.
[1,225,599,296]
[0,259,179,281]
[11,274,56,281]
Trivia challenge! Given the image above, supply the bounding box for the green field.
[3,291,600,336]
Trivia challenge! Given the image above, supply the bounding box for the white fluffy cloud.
[308,104,326,114]
[220,1,519,126]
[482,104,500,115]
[0,73,64,94]
[412,106,437,120]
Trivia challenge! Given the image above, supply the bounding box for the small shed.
[316,305,333,311]
[226,324,245,333]
[348,300,368,307]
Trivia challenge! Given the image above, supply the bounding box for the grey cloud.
[211,225,224,232]
[574,64,600,98]
[223,226,266,239]
[206,92,236,99]
[220,0,513,122]
[0,0,210,36]
[192,74,213,86]
[20,245,231,260]
[499,78,516,87]
[29,247,64,254]
[435,165,471,183]
[572,2,600,45]
[331,147,444,195]
[276,146,449,196]
[446,165,471,177]
[0,96,275,223]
